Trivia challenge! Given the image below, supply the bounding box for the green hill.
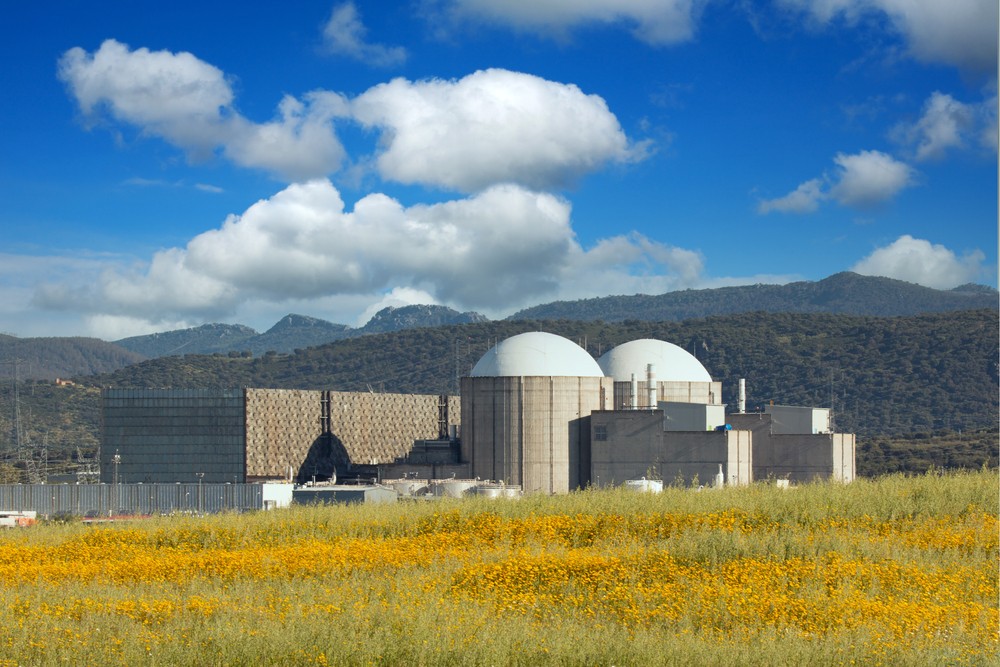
[79,310,999,438]
[509,272,998,321]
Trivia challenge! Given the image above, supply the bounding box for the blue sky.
[2,0,996,340]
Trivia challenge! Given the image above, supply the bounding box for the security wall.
[101,388,245,484]
[461,376,613,494]
[245,389,459,481]
[0,483,264,515]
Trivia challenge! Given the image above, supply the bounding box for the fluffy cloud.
[352,69,644,192]
[829,150,916,207]
[851,235,988,288]
[33,180,705,334]
[59,39,348,181]
[758,150,915,213]
[778,0,998,73]
[59,43,639,191]
[322,2,407,67]
[756,178,824,214]
[431,0,707,45]
[892,91,999,161]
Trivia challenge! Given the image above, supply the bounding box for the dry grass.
[0,470,995,665]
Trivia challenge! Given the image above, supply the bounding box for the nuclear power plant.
[96,331,855,501]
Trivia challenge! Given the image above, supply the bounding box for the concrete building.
[100,332,856,494]
[590,409,752,487]
[727,411,855,483]
[460,332,614,494]
[102,387,460,484]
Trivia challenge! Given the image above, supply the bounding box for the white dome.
[471,332,604,377]
[597,339,712,382]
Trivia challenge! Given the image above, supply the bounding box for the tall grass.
[0,470,995,665]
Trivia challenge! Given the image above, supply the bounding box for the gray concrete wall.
[590,411,746,488]
[660,402,727,431]
[461,376,612,494]
[764,434,841,483]
[832,433,856,482]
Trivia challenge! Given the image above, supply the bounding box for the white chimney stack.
[738,378,746,414]
[647,364,657,410]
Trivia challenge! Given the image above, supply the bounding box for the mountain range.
[1,273,995,381]
[508,272,998,321]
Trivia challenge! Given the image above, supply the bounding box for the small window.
[594,425,608,442]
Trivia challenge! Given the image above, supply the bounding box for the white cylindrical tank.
[472,483,505,498]
[433,479,477,498]
[385,479,429,497]
[624,477,663,493]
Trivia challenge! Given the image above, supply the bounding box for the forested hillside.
[509,272,998,321]
[0,335,145,381]
[79,310,998,438]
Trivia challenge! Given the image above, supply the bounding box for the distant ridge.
[361,305,488,334]
[115,323,259,358]
[8,272,996,379]
[508,273,998,322]
[114,305,490,359]
[0,334,145,381]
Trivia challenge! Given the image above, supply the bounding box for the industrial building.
[99,332,855,496]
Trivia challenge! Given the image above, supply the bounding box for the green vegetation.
[81,310,999,438]
[0,470,994,665]
[510,271,999,321]
[2,310,996,479]
[0,334,145,381]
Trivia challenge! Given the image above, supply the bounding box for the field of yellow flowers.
[0,470,995,665]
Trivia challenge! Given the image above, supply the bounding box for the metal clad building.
[102,388,246,484]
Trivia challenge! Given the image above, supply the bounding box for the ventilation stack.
[738,378,746,414]
[647,364,657,410]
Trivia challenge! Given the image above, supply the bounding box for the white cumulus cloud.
[58,39,349,181]
[850,235,988,288]
[352,69,645,192]
[322,2,407,67]
[778,0,998,74]
[59,43,641,191]
[431,0,707,45]
[33,180,706,334]
[756,178,825,214]
[829,150,916,208]
[892,91,998,161]
[758,150,915,214]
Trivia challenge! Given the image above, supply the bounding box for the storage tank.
[432,479,478,498]
[624,477,663,493]
[384,479,429,497]
[472,482,523,499]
